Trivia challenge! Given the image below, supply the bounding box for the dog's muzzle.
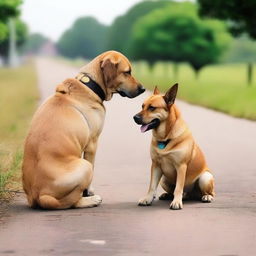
[137,86,146,95]
[133,115,160,133]
[118,85,145,98]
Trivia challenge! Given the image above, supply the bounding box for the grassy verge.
[0,62,38,202]
[133,62,256,120]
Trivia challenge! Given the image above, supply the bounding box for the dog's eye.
[124,70,131,75]
[148,106,156,111]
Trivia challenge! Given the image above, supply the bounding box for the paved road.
[0,58,256,256]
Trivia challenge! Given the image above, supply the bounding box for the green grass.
[133,61,256,120]
[0,62,38,200]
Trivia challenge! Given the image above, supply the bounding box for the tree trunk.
[194,68,200,80]
[247,62,253,87]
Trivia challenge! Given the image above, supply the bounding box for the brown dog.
[133,84,214,210]
[22,51,145,210]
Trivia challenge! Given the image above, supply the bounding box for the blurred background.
[0,0,256,198]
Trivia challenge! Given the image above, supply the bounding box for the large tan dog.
[22,50,145,210]
[133,84,214,210]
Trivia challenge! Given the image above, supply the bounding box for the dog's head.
[99,51,145,100]
[133,83,178,133]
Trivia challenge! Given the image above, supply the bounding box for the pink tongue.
[140,124,150,133]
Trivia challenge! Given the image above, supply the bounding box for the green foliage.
[198,0,256,39]
[107,0,170,56]
[0,23,8,41]
[0,18,28,60]
[130,2,231,73]
[57,17,108,59]
[0,0,21,21]
[0,0,21,42]
[22,33,49,54]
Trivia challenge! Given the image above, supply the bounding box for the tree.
[0,0,21,41]
[0,18,28,62]
[130,2,231,75]
[0,0,25,63]
[57,17,108,59]
[198,0,256,86]
[198,0,256,39]
[22,33,49,54]
[107,0,170,57]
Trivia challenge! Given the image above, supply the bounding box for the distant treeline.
[55,0,256,74]
[57,1,231,74]
[3,0,256,73]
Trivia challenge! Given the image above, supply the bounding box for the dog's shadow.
[8,196,204,216]
[102,197,202,212]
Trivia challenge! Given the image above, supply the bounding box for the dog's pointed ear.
[163,83,178,105]
[100,57,119,87]
[153,86,160,95]
[56,83,70,94]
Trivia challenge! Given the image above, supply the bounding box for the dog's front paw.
[138,195,154,206]
[170,199,183,210]
[202,195,213,203]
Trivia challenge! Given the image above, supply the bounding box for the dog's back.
[22,81,98,209]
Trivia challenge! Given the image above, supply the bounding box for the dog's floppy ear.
[56,83,70,94]
[153,86,160,95]
[163,83,178,105]
[100,58,118,87]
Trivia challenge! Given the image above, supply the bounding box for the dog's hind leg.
[198,171,215,203]
[38,159,101,209]
[39,194,62,209]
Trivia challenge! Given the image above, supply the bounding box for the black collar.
[157,139,171,149]
[79,74,105,101]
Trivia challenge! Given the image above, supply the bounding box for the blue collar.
[157,139,171,149]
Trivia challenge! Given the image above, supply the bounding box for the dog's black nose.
[133,114,142,124]
[138,85,145,95]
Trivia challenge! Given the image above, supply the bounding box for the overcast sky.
[21,0,143,41]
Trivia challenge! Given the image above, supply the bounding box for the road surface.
[0,58,255,256]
